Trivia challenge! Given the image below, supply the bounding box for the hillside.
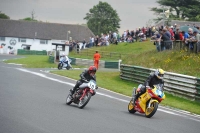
[69,41,200,77]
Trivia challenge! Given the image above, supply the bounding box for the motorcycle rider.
[61,53,70,67]
[132,68,165,105]
[69,66,97,97]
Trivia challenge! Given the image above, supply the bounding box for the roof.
[0,19,95,41]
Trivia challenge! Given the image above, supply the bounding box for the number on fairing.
[88,80,96,90]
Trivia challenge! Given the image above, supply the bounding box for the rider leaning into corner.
[69,66,97,98]
[61,53,70,66]
[132,68,165,105]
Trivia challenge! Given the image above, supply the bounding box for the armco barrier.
[120,64,200,102]
[69,57,119,69]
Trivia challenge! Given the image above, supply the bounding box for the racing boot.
[69,88,75,98]
[132,93,140,105]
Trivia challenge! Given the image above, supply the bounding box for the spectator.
[182,31,189,50]
[151,31,161,52]
[160,28,171,50]
[82,39,86,49]
[95,35,99,47]
[195,31,200,52]
[138,31,146,42]
[185,28,195,51]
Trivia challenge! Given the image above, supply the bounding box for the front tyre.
[145,101,158,118]
[66,65,70,70]
[66,94,73,105]
[128,100,136,113]
[58,63,62,70]
[78,92,92,109]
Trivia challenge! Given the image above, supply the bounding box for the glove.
[146,86,150,89]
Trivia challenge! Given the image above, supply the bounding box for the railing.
[73,49,129,59]
[120,64,200,102]
[151,40,199,53]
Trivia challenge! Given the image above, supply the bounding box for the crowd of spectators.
[66,23,200,53]
[151,24,200,52]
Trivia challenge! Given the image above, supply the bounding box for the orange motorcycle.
[128,83,166,118]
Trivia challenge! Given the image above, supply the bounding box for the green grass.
[5,55,58,68]
[4,40,200,114]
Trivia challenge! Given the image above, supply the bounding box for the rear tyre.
[66,94,73,105]
[78,92,92,109]
[128,100,136,113]
[145,101,158,118]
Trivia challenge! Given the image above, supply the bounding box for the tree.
[21,17,37,21]
[0,11,10,19]
[20,10,38,21]
[150,0,200,22]
[84,1,121,36]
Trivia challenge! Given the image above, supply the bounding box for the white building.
[0,19,94,55]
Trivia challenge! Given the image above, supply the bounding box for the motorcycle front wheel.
[58,63,63,70]
[66,66,70,70]
[78,92,92,109]
[66,94,73,105]
[145,101,158,118]
[128,100,136,113]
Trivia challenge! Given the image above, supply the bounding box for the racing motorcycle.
[66,79,98,109]
[58,57,72,70]
[128,83,166,118]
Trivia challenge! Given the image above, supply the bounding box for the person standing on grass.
[93,50,101,70]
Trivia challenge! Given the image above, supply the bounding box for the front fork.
[79,89,91,100]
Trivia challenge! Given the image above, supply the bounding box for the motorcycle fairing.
[79,83,88,89]
[135,92,151,113]
[148,88,165,102]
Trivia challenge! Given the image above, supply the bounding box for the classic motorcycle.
[66,79,97,109]
[58,57,72,70]
[128,83,166,118]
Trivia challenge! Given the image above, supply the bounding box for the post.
[118,59,122,71]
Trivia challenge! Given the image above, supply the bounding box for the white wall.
[0,37,62,54]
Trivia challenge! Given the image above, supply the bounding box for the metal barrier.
[76,49,129,59]
[120,64,200,102]
[151,40,199,53]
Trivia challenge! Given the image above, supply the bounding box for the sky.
[0,0,159,34]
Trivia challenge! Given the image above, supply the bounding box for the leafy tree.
[0,11,10,19]
[84,1,121,36]
[150,0,200,22]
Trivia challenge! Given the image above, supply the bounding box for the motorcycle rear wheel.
[78,92,92,109]
[128,100,136,113]
[145,101,158,118]
[66,94,73,105]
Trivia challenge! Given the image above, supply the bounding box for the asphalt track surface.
[0,55,200,133]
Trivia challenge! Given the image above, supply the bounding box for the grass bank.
[70,41,200,77]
